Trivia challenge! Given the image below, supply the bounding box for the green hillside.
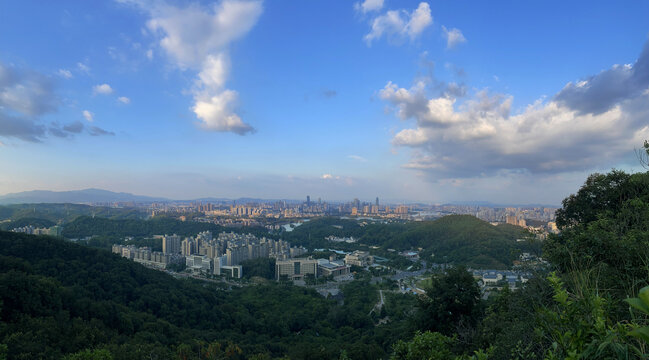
[0,203,146,230]
[285,215,532,268]
[0,231,411,359]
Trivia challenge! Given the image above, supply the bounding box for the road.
[370,289,385,315]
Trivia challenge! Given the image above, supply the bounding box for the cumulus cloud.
[555,41,649,115]
[355,0,383,14]
[82,110,94,122]
[121,0,262,135]
[321,174,334,180]
[380,40,649,179]
[117,96,131,104]
[364,2,432,45]
[93,83,114,95]
[441,26,466,49]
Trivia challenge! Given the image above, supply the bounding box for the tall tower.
[376,197,379,206]
[306,195,311,206]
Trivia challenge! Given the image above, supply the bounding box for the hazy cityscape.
[1,0,649,359]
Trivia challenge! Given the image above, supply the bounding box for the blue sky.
[1,0,648,204]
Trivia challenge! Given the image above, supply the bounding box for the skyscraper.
[162,234,181,254]
[376,197,379,206]
[306,195,311,206]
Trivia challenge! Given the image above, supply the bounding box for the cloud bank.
[380,40,649,179]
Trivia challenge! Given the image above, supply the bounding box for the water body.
[281,218,310,232]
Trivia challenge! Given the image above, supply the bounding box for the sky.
[1,0,649,205]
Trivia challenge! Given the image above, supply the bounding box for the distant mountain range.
[0,189,300,205]
[0,188,168,204]
[0,188,558,207]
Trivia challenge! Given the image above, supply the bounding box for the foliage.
[625,285,649,346]
[536,272,647,359]
[0,231,413,359]
[391,331,454,360]
[477,277,554,359]
[241,257,275,279]
[0,217,55,231]
[544,170,649,296]
[415,266,482,337]
[284,215,530,269]
[0,203,145,224]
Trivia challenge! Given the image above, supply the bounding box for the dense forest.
[391,168,649,359]
[0,203,146,231]
[0,231,414,359]
[284,215,533,268]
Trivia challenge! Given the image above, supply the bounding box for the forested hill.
[285,215,532,269]
[0,231,411,359]
[61,216,227,238]
[0,203,145,231]
[60,216,269,239]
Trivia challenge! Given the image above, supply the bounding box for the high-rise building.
[162,234,181,254]
[306,195,311,206]
[376,197,379,206]
[181,237,195,256]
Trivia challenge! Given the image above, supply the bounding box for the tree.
[635,140,649,169]
[544,170,649,296]
[391,331,454,360]
[415,266,482,336]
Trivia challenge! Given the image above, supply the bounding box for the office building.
[275,258,318,280]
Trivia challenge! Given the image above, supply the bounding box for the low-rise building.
[317,259,351,277]
[344,250,373,267]
[275,257,318,280]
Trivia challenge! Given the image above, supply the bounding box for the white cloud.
[82,110,94,122]
[380,41,649,179]
[321,174,333,179]
[57,69,73,79]
[0,140,5,147]
[354,0,383,13]
[382,79,649,177]
[77,62,90,74]
[117,96,131,104]
[145,0,263,68]
[442,26,466,49]
[347,154,368,162]
[93,83,114,95]
[364,2,432,46]
[123,0,262,135]
[146,49,153,60]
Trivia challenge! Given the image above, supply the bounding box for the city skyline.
[1,1,649,204]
